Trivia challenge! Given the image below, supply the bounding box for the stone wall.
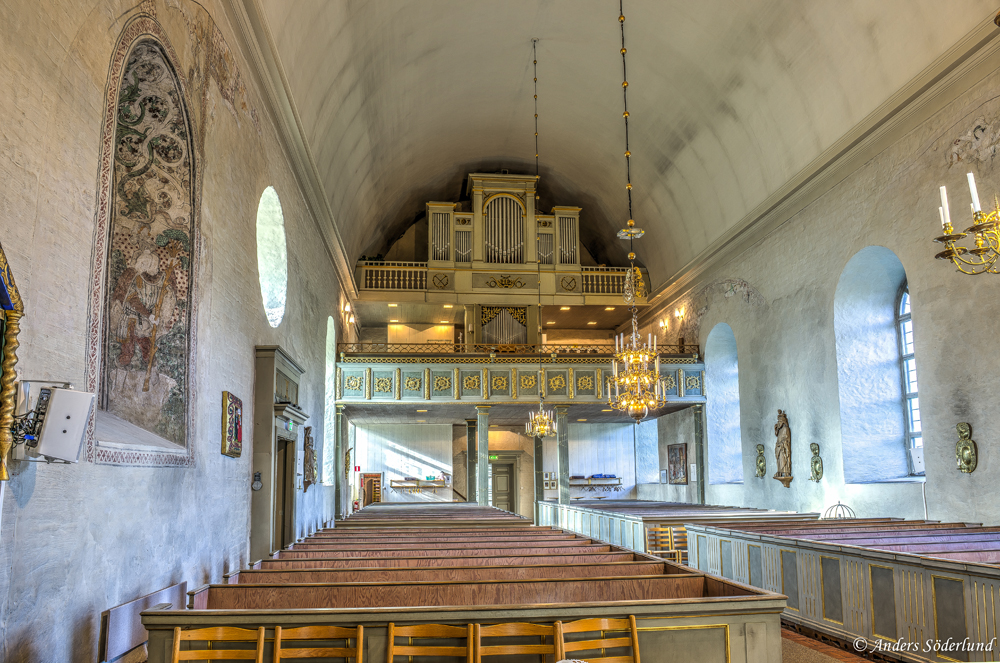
[642,53,1000,524]
[0,1,342,661]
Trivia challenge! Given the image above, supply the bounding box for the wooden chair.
[474,622,563,662]
[386,623,473,663]
[646,527,682,564]
[171,626,265,663]
[275,625,363,662]
[557,616,640,663]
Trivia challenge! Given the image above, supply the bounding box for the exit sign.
[354,465,360,471]
[489,455,498,460]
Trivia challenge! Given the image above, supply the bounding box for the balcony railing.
[581,266,630,294]
[360,261,427,290]
[338,342,699,356]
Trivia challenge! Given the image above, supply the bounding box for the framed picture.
[544,480,552,489]
[667,444,688,484]
[221,391,243,458]
[543,472,550,480]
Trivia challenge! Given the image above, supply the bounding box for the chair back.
[474,622,563,663]
[557,616,639,663]
[275,624,363,662]
[386,623,473,663]
[171,626,265,663]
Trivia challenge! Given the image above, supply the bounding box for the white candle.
[940,186,952,229]
[968,172,982,212]
[938,206,946,229]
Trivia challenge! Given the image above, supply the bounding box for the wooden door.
[273,438,294,552]
[492,463,514,512]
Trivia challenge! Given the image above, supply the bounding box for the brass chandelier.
[934,172,1000,275]
[525,38,557,439]
[607,0,665,424]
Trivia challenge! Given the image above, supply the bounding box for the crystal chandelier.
[525,39,557,439]
[934,172,1000,275]
[606,0,661,424]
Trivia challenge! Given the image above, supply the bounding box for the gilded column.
[394,368,401,400]
[482,367,489,400]
[0,244,24,482]
[364,367,372,400]
[512,367,518,399]
[423,368,430,400]
[568,367,575,399]
[453,367,460,400]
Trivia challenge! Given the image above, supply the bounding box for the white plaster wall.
[542,423,638,500]
[642,57,1000,523]
[354,424,453,502]
[0,2,339,660]
[650,408,699,503]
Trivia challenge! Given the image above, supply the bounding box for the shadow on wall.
[834,246,909,483]
[705,323,744,485]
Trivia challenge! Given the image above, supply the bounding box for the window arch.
[705,323,744,484]
[255,186,288,327]
[896,285,921,450]
[323,315,337,483]
[834,246,911,482]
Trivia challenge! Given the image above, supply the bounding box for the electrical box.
[908,447,925,475]
[36,388,94,462]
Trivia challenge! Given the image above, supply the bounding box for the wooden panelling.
[277,544,611,558]
[260,552,638,569]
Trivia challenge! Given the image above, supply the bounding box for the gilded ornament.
[754,444,766,478]
[374,377,392,393]
[809,443,823,482]
[577,375,594,391]
[685,375,701,390]
[486,275,525,289]
[491,375,508,391]
[773,409,793,488]
[404,376,422,391]
[662,375,677,391]
[520,374,537,390]
[481,306,527,326]
[560,276,577,292]
[433,375,451,391]
[345,376,362,391]
[548,374,566,391]
[956,422,978,473]
[0,240,22,481]
[432,274,449,289]
[463,374,480,391]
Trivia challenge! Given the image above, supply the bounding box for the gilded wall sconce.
[809,443,823,482]
[956,422,977,473]
[754,444,766,478]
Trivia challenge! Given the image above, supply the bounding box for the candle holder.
[934,174,1000,275]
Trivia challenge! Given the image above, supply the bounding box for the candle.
[940,186,952,229]
[969,172,982,212]
[939,206,946,229]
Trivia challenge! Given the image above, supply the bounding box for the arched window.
[897,286,921,450]
[834,246,912,482]
[705,323,743,484]
[255,186,288,327]
[323,315,337,483]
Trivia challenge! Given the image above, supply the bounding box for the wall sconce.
[674,307,685,320]
[252,471,263,491]
[659,319,668,330]
[343,303,351,313]
[348,314,355,324]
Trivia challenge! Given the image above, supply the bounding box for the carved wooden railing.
[581,266,630,294]
[360,261,427,290]
[337,342,698,356]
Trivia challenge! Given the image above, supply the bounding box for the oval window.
[255,186,288,327]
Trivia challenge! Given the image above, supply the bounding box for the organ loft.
[1,2,999,662]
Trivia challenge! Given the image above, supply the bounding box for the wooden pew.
[257,552,638,569]
[276,544,613,558]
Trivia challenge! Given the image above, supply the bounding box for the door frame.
[488,451,523,515]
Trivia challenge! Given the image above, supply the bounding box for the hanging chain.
[620,0,632,229]
[533,38,540,183]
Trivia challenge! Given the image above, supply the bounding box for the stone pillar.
[693,404,706,505]
[334,404,345,520]
[476,406,491,506]
[466,418,477,503]
[533,434,544,523]
[556,406,570,505]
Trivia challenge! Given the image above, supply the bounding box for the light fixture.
[560,306,570,311]
[601,409,613,412]
[675,307,684,319]
[348,314,355,324]
[439,320,449,324]
[416,409,428,412]
[416,419,426,423]
[443,304,453,309]
[387,303,397,307]
[934,172,1000,274]
[390,319,399,323]
[605,307,616,311]
[577,418,587,422]
[659,319,668,330]
[524,38,558,442]
[587,321,597,325]
[343,303,351,312]
[546,321,555,324]
[607,0,662,424]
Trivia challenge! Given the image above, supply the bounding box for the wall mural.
[101,40,195,446]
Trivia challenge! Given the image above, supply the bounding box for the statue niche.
[773,409,793,488]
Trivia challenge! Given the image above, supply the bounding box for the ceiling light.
[387,303,397,307]
[390,319,399,323]
[605,307,616,311]
[577,418,587,422]
[560,306,571,311]
[417,419,426,423]
[443,304,453,308]
[440,320,449,323]
[416,409,427,412]
[602,409,613,412]
[546,321,555,324]
[587,321,597,325]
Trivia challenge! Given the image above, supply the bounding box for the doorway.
[272,437,295,553]
[491,462,515,512]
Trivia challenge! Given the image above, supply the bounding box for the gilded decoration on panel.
[221,391,242,458]
[102,40,195,447]
[956,422,978,473]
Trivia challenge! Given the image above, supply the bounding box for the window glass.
[256,186,288,327]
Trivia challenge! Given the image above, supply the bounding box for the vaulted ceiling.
[256,0,994,292]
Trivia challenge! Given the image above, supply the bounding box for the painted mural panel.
[102,40,195,446]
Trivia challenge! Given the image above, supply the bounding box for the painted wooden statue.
[303,426,318,491]
[773,409,793,487]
